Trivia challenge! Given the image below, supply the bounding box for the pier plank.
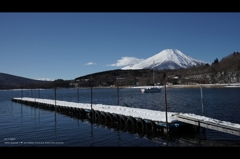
[12,97,240,136]
[173,114,240,136]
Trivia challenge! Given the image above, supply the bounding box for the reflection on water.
[90,122,94,147]
[1,87,240,147]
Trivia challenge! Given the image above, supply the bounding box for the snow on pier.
[12,97,240,136]
[12,97,178,123]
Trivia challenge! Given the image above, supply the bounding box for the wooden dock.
[11,97,240,137]
[172,114,240,136]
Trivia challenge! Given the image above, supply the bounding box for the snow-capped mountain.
[122,49,208,70]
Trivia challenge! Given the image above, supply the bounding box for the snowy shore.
[166,83,240,88]
[129,83,240,89]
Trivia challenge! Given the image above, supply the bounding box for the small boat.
[141,61,162,93]
[141,86,162,93]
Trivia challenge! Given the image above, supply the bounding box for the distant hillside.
[75,69,173,87]
[0,73,52,89]
[2,52,238,89]
[166,52,240,84]
[74,52,240,86]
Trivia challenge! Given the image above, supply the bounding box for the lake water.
[1,87,240,147]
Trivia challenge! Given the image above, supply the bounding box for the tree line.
[1,52,240,89]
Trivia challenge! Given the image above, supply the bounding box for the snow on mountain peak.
[122,49,207,70]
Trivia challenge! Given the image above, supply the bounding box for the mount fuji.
[122,49,208,70]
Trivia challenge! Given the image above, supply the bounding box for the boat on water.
[141,86,162,93]
[141,61,162,93]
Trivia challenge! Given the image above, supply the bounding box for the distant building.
[168,75,179,84]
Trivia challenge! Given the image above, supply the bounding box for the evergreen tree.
[213,58,219,64]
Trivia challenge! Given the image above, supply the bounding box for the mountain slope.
[122,49,208,70]
[0,72,51,89]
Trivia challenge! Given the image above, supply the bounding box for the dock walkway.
[12,97,240,136]
[172,113,240,136]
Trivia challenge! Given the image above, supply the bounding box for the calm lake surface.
[1,87,240,147]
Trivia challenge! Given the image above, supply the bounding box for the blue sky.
[1,12,240,81]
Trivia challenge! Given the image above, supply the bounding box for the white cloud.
[107,57,144,67]
[36,78,53,81]
[85,62,96,65]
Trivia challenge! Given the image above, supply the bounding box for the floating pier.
[172,113,240,136]
[11,97,240,137]
[11,97,195,136]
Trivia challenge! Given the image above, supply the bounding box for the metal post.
[117,82,119,105]
[77,87,79,103]
[153,60,155,85]
[90,76,93,110]
[54,87,56,107]
[38,88,40,98]
[38,82,40,98]
[117,86,119,105]
[31,87,33,98]
[153,67,154,84]
[200,84,204,116]
[164,83,168,133]
[90,84,92,110]
[21,87,23,100]
[34,84,36,103]
[116,78,124,105]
